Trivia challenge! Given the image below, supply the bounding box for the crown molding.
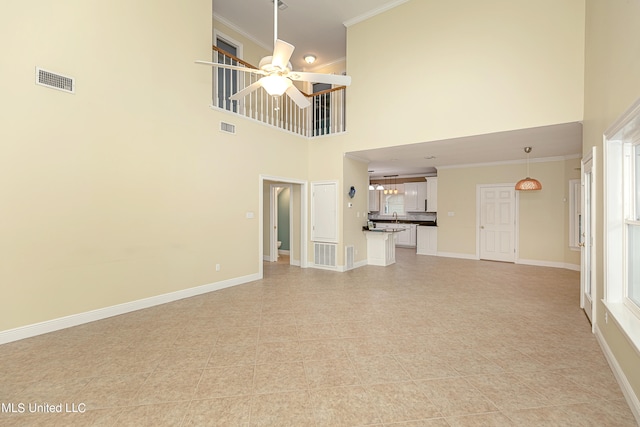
[343,0,410,27]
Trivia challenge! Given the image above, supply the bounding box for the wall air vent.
[314,242,337,269]
[220,121,236,134]
[35,67,75,94]
[345,245,354,270]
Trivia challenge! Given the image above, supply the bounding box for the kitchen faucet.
[393,212,398,223]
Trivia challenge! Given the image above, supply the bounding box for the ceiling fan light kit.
[515,147,542,191]
[196,0,351,109]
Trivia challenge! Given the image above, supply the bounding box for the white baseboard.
[517,258,576,270]
[594,323,640,425]
[436,251,478,260]
[278,249,290,255]
[0,273,260,345]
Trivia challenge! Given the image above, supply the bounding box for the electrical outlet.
[216,264,221,272]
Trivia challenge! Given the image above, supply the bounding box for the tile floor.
[0,249,637,426]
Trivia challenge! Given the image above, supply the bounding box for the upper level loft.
[210,45,347,138]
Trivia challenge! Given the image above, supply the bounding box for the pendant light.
[515,147,542,191]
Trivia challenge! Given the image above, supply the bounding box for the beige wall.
[584,0,640,401]
[344,0,585,152]
[437,158,578,267]
[0,0,309,331]
[342,156,370,266]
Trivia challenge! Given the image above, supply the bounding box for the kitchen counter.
[363,228,405,266]
[372,220,437,226]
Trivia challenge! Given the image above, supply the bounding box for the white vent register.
[35,67,75,94]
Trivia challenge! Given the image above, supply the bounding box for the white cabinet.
[417,226,438,255]
[426,177,438,213]
[404,182,428,212]
[373,223,416,248]
[368,189,380,212]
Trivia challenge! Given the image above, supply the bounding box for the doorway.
[269,184,293,263]
[477,184,517,262]
[581,148,596,327]
[260,176,308,277]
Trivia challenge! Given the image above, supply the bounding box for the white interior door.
[479,185,516,262]
[581,149,595,325]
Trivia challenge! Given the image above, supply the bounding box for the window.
[604,97,640,352]
[384,194,405,216]
[626,143,640,308]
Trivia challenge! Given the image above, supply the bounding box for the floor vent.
[220,121,236,134]
[345,245,354,270]
[35,67,75,94]
[314,242,336,268]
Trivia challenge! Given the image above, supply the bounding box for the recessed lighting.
[304,54,316,64]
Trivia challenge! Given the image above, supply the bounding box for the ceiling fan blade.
[229,80,263,101]
[288,72,352,86]
[195,60,265,75]
[271,39,295,70]
[285,85,311,109]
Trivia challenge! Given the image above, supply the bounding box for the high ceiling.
[213,0,583,176]
[212,0,406,71]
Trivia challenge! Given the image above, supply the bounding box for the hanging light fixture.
[383,176,389,195]
[393,176,398,194]
[515,147,542,191]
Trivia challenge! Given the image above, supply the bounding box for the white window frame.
[604,97,640,353]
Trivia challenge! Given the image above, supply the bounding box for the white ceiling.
[350,122,583,178]
[212,0,583,177]
[212,0,407,71]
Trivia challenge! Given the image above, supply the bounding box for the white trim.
[343,0,410,27]
[602,301,640,357]
[436,251,478,260]
[438,154,579,171]
[213,14,271,52]
[278,249,290,255]
[213,29,244,60]
[594,323,640,425]
[259,175,309,279]
[516,258,578,270]
[0,273,260,345]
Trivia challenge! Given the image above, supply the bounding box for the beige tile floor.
[1,249,637,426]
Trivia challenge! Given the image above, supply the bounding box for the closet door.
[311,181,338,242]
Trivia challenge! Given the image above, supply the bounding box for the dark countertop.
[372,219,437,226]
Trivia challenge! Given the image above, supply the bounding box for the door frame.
[269,184,294,263]
[580,147,596,328]
[259,175,308,278]
[476,183,520,261]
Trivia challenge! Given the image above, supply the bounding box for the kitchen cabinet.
[426,177,438,213]
[404,182,428,212]
[368,189,380,212]
[417,226,437,256]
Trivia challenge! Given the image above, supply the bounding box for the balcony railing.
[211,46,347,138]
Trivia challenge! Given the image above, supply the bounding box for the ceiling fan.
[196,1,351,109]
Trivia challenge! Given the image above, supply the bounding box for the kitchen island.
[363,228,406,266]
